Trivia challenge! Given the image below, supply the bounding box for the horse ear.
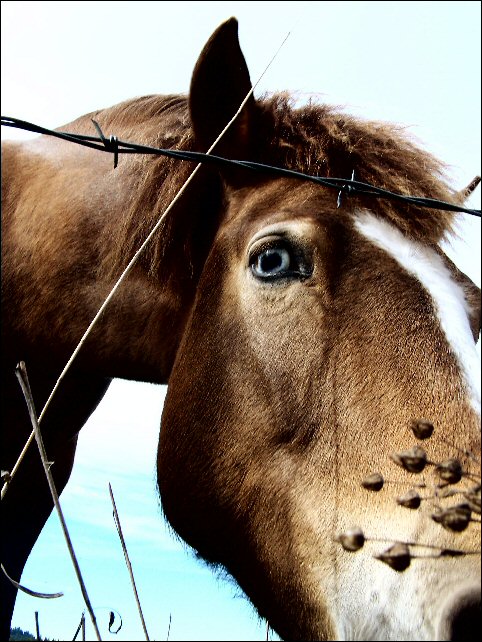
[189,18,256,156]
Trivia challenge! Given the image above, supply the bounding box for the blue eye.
[249,239,312,282]
[252,247,291,278]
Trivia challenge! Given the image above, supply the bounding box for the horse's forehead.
[226,179,327,217]
[221,180,341,245]
[221,179,445,247]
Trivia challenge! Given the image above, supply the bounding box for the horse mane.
[256,93,456,238]
[90,93,457,282]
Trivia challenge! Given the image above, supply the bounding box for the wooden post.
[166,613,172,641]
[35,611,40,641]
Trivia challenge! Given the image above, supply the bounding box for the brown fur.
[1,17,479,641]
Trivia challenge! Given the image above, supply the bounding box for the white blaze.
[354,210,481,415]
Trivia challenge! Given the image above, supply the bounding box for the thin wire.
[1,30,291,500]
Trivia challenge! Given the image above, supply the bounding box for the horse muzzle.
[437,583,481,641]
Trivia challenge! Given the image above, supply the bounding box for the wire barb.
[91,119,119,168]
[337,170,355,208]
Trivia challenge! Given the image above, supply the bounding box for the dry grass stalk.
[0,563,63,599]
[15,361,102,641]
[109,482,150,641]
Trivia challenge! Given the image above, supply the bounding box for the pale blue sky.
[2,2,480,641]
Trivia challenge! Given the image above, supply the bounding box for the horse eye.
[252,247,292,279]
[249,237,312,282]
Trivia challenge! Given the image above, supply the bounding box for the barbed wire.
[2,115,480,218]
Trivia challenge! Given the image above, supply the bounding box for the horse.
[1,17,480,641]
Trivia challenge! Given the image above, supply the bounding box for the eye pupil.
[253,248,291,278]
[259,250,284,274]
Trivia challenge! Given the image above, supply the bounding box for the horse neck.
[2,114,212,384]
[93,158,222,384]
[83,155,213,384]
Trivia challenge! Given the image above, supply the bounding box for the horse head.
[157,19,481,640]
